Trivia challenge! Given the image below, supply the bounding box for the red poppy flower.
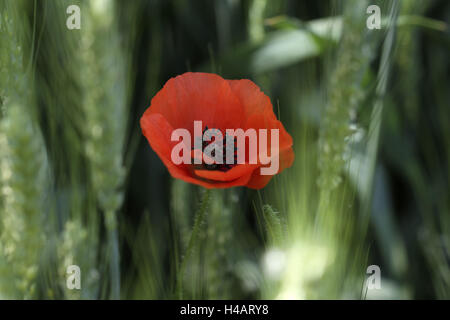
[140,72,294,189]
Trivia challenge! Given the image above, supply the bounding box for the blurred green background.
[0,0,449,299]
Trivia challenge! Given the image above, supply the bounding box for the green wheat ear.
[262,204,284,247]
[318,0,381,192]
[0,104,48,299]
[0,1,48,299]
[79,0,129,299]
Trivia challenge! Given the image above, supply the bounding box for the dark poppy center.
[192,125,238,172]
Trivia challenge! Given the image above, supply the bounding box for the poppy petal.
[148,72,246,133]
[140,112,193,181]
[227,79,273,119]
[194,163,259,182]
[245,146,295,189]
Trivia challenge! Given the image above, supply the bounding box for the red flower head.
[140,72,294,189]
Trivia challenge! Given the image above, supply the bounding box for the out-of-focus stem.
[361,3,399,220]
[176,189,211,299]
[107,213,121,300]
